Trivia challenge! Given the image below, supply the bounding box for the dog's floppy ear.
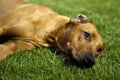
[74,14,90,23]
[65,19,76,27]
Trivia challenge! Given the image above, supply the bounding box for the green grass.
[0,0,120,80]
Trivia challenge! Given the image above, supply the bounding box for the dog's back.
[0,0,26,17]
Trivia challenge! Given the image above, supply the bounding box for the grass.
[0,0,120,80]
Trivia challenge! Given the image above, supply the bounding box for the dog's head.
[56,14,105,68]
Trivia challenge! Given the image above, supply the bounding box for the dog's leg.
[0,41,17,61]
[0,40,35,61]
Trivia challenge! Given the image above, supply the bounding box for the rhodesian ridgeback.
[0,0,105,68]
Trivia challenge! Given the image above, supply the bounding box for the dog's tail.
[0,0,27,17]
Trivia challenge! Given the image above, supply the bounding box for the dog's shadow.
[49,47,90,69]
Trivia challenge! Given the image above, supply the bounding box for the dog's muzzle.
[80,54,95,68]
[67,48,95,68]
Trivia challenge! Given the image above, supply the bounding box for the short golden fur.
[0,0,104,68]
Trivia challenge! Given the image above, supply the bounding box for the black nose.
[81,54,95,68]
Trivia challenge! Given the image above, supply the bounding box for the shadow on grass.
[49,47,94,69]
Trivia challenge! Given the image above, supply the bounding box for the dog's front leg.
[0,40,35,61]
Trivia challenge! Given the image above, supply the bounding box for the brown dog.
[0,0,104,68]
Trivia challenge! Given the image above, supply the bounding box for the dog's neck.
[46,16,70,51]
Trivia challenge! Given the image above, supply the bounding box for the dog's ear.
[74,14,90,23]
[65,19,76,27]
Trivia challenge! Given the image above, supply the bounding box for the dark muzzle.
[81,54,95,68]
[67,48,95,68]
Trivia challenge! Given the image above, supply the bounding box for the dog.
[0,0,105,68]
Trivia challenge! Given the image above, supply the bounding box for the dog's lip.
[67,48,81,60]
[66,48,82,63]
[67,48,73,58]
[76,51,81,59]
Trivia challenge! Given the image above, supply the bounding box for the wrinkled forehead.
[79,23,98,33]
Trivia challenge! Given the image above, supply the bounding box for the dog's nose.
[82,54,95,68]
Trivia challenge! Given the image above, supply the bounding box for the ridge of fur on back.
[0,0,26,17]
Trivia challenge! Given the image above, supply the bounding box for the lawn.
[0,0,120,80]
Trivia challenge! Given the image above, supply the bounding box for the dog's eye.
[82,31,91,41]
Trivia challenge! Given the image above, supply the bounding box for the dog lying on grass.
[0,0,105,68]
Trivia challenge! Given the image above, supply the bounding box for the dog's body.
[0,0,104,68]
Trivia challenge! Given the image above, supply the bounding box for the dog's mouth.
[66,48,95,68]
